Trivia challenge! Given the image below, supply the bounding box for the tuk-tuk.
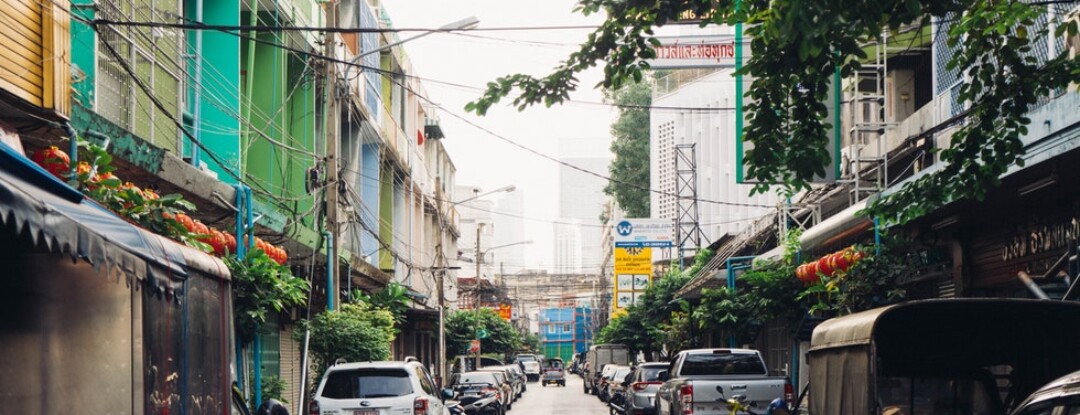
[542,358,566,387]
[807,299,1080,415]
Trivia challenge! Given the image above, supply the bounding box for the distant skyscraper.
[557,137,612,274]
[493,190,526,274]
[553,220,583,273]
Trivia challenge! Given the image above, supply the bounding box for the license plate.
[354,410,378,415]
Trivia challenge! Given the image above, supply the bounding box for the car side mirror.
[657,371,669,381]
[442,389,454,400]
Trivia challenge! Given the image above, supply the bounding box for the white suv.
[311,360,450,415]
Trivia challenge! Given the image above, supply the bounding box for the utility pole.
[435,244,445,386]
[323,1,340,310]
[475,223,484,283]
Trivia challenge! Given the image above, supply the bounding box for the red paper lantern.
[32,146,70,178]
[818,255,835,277]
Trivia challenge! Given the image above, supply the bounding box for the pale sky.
[380,0,615,269]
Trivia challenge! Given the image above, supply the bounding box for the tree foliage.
[228,248,309,343]
[352,282,412,326]
[444,308,522,359]
[596,249,713,357]
[297,302,397,374]
[604,79,652,218]
[466,0,1080,225]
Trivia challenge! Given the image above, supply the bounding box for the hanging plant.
[797,243,908,315]
[228,248,309,342]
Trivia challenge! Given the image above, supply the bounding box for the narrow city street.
[513,375,609,415]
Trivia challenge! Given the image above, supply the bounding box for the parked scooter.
[724,395,790,415]
[449,384,504,415]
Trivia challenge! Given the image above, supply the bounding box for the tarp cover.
[0,143,228,296]
[808,299,1080,414]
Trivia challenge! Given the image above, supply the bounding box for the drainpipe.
[233,184,246,396]
[245,187,254,252]
[254,334,262,407]
[191,0,204,168]
[235,184,247,258]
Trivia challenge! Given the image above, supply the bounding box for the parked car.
[452,356,506,374]
[312,360,450,415]
[502,365,528,396]
[478,370,514,410]
[599,364,631,402]
[447,371,506,415]
[479,366,524,401]
[615,363,668,415]
[585,344,631,395]
[604,366,634,405]
[514,354,543,381]
[656,349,790,415]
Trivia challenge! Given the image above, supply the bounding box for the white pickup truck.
[515,354,543,381]
[655,349,791,415]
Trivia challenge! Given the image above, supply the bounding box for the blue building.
[539,307,594,362]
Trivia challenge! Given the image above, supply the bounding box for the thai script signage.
[645,35,747,69]
[1002,216,1080,262]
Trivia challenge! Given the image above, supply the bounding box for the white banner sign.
[614,219,675,248]
[646,35,748,69]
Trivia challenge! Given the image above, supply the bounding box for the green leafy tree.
[444,309,522,358]
[297,302,397,374]
[466,0,1080,226]
[352,282,412,326]
[603,79,652,218]
[596,249,713,356]
[520,332,541,353]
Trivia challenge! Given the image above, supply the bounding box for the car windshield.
[680,353,766,376]
[454,372,499,387]
[614,368,632,379]
[516,355,537,362]
[321,368,414,399]
[639,366,666,382]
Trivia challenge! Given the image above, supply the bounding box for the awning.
[0,143,228,297]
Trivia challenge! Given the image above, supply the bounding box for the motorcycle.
[723,395,790,415]
[450,383,505,415]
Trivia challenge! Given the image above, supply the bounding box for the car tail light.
[678,384,693,415]
[414,397,429,415]
[784,382,794,404]
[632,381,662,392]
[309,400,320,415]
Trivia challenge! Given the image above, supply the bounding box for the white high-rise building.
[557,137,612,274]
[493,190,526,274]
[553,220,583,273]
[650,69,781,244]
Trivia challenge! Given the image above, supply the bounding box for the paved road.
[511,374,609,415]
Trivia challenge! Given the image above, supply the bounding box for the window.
[415,366,437,395]
[96,0,183,151]
[320,369,414,399]
[680,353,766,376]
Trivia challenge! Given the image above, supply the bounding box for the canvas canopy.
[808,299,1080,415]
[0,143,228,296]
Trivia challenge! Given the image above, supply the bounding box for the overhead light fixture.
[1018,174,1057,196]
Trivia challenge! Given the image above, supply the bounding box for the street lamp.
[359,16,480,59]
[454,185,516,206]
